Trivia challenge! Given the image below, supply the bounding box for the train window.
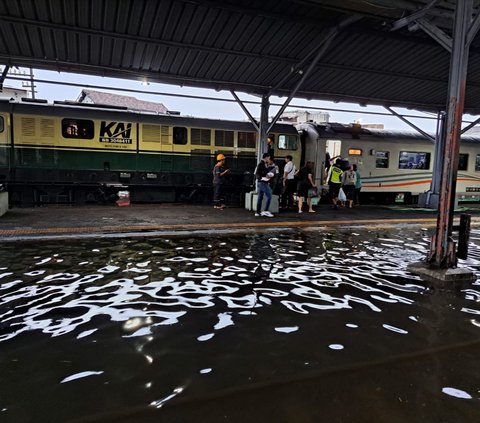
[191,128,211,145]
[375,151,389,168]
[173,127,187,145]
[348,148,362,156]
[476,155,480,171]
[399,151,430,169]
[458,154,468,171]
[0,116,3,132]
[62,119,94,139]
[215,130,234,147]
[278,134,298,150]
[238,131,256,149]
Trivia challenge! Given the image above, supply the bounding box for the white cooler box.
[0,191,8,217]
[245,191,279,213]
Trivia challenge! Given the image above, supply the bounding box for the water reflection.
[1,227,480,422]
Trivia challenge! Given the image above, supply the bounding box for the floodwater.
[1,226,480,423]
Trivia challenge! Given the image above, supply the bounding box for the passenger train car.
[0,98,300,205]
[297,122,480,204]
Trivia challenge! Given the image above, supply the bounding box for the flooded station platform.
[2,204,480,423]
[2,203,480,240]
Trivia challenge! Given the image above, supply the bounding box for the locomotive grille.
[21,118,36,137]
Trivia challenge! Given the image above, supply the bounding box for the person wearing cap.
[267,137,274,159]
[254,153,275,217]
[213,153,230,209]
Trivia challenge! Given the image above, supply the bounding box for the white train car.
[296,122,480,204]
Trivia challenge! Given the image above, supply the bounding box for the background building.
[0,86,28,101]
[76,89,170,114]
[280,109,330,124]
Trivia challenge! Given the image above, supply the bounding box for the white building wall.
[0,86,28,101]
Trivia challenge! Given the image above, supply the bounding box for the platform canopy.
[1,0,480,113]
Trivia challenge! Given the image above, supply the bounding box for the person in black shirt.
[297,161,316,213]
[254,153,275,217]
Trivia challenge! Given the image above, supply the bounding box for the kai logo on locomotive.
[99,121,133,144]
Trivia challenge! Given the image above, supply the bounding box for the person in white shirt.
[341,165,357,208]
[281,155,296,210]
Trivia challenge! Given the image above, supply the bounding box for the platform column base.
[407,261,476,286]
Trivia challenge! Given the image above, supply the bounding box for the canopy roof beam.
[384,106,435,142]
[0,65,9,91]
[267,14,361,134]
[230,90,259,131]
[390,0,442,31]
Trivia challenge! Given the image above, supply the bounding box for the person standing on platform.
[254,153,275,217]
[267,137,275,160]
[297,161,316,213]
[281,155,296,211]
[353,164,362,206]
[268,156,282,195]
[212,153,229,209]
[327,159,343,209]
[341,165,357,208]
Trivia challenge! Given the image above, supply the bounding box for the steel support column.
[0,65,10,91]
[428,0,472,268]
[257,94,270,164]
[431,112,446,197]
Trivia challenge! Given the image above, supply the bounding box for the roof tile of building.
[78,89,169,114]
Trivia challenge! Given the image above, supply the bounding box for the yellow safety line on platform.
[0,217,442,237]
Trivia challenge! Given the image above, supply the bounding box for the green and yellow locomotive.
[0,99,300,205]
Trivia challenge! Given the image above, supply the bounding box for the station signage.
[99,121,133,144]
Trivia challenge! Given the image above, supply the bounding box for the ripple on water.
[329,344,344,350]
[442,387,473,399]
[382,324,409,334]
[274,326,299,333]
[197,333,215,342]
[60,371,104,384]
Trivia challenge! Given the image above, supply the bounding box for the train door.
[321,139,342,185]
[326,139,341,158]
[159,125,173,171]
[0,113,9,177]
[139,123,173,172]
[310,137,326,187]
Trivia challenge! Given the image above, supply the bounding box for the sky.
[1,67,464,134]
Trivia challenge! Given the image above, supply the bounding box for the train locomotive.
[0,98,300,206]
[3,97,479,207]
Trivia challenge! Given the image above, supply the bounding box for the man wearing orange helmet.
[213,153,230,209]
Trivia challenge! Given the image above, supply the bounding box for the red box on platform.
[116,190,130,207]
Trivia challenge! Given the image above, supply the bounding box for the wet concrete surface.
[2,220,480,422]
[1,203,480,239]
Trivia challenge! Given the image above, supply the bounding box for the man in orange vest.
[213,153,230,209]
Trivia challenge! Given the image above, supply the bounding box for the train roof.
[0,98,297,134]
[296,122,480,143]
